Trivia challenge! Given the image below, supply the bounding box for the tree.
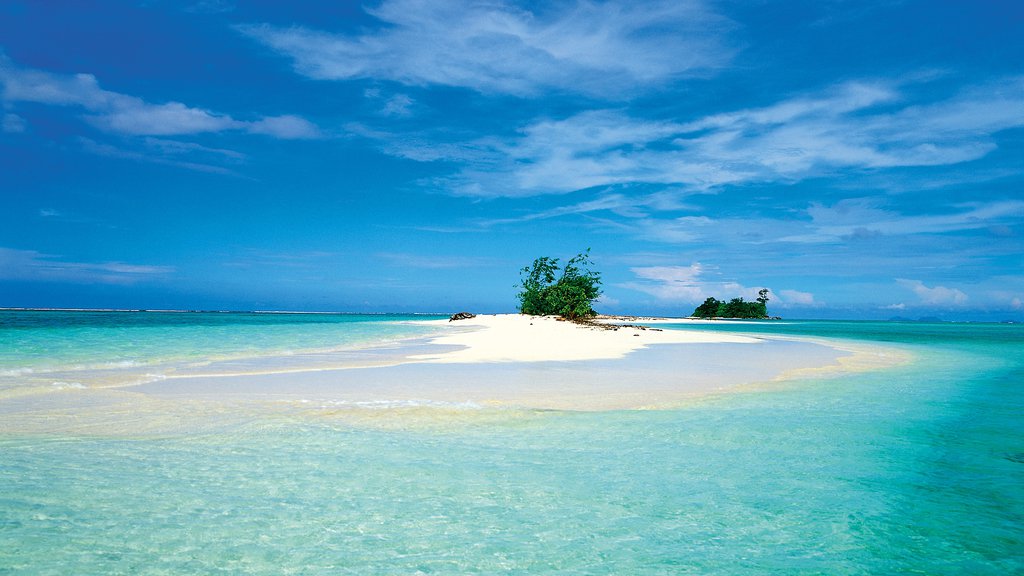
[517,256,559,316]
[690,289,772,319]
[694,297,721,318]
[720,297,747,318]
[755,288,770,317]
[516,250,602,320]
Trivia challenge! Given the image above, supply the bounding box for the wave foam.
[51,381,87,390]
[0,368,35,377]
[299,399,482,410]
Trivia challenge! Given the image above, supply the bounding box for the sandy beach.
[408,314,763,363]
[0,313,909,436]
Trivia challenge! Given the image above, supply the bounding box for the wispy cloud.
[621,263,801,306]
[623,264,708,302]
[376,252,501,269]
[390,77,1024,198]
[783,198,1024,243]
[0,247,174,285]
[220,250,338,270]
[2,112,25,133]
[237,0,734,97]
[0,55,320,139]
[35,207,104,226]
[372,92,415,118]
[183,0,236,14]
[897,279,968,306]
[491,189,1021,250]
[78,137,245,176]
[778,289,817,307]
[362,89,417,118]
[483,189,697,226]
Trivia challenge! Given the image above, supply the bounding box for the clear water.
[1,315,1022,574]
[0,310,445,395]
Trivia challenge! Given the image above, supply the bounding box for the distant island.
[513,251,778,321]
[691,289,777,319]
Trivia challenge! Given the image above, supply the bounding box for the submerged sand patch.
[0,314,907,435]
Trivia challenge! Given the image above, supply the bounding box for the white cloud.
[508,195,1020,288]
[394,77,1024,198]
[87,102,240,136]
[624,264,707,302]
[237,0,733,97]
[1012,297,1022,310]
[897,279,968,306]
[362,90,416,117]
[0,55,319,139]
[382,94,414,117]
[778,289,816,306]
[247,114,321,139]
[622,264,773,303]
[0,247,173,285]
[622,264,813,308]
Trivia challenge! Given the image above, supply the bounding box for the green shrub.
[516,250,602,320]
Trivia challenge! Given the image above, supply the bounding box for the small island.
[514,251,778,321]
[691,289,777,319]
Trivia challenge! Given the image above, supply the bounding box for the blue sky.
[1,1,1022,319]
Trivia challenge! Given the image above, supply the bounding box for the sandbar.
[407,314,760,363]
[0,314,905,435]
[133,314,857,411]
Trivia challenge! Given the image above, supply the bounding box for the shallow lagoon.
[1,315,1022,573]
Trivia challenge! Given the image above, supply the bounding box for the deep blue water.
[0,314,1021,574]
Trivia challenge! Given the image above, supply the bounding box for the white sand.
[409,314,761,363]
[3,314,892,433]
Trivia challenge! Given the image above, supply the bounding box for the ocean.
[0,310,446,397]
[1,311,1021,574]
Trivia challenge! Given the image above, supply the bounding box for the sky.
[1,0,1022,319]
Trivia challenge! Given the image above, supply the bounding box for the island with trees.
[513,250,777,322]
[692,289,776,319]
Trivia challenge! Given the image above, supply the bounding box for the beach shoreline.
[404,313,763,364]
[0,313,912,436]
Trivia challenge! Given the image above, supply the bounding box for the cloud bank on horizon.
[0,0,1021,319]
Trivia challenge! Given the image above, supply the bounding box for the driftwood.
[449,312,476,322]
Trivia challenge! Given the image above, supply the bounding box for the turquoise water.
[0,310,444,395]
[1,315,1022,573]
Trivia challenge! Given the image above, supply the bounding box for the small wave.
[5,360,149,375]
[51,381,87,390]
[102,360,143,369]
[0,368,35,377]
[301,399,482,410]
